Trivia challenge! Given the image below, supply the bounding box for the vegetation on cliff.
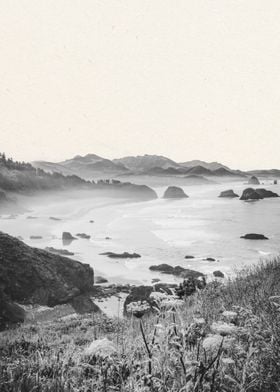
[0,152,157,200]
[1,257,280,391]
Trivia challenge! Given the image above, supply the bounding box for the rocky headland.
[0,232,95,330]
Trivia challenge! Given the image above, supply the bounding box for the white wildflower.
[161,297,184,309]
[211,321,237,336]
[150,292,184,309]
[126,300,151,317]
[150,292,169,301]
[202,334,223,351]
[222,357,235,365]
[193,317,206,325]
[84,338,117,358]
[222,311,238,323]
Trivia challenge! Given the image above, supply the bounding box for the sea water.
[1,181,280,285]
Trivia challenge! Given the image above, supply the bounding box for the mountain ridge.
[33,154,247,179]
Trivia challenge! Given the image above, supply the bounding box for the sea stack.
[163,186,188,199]
[240,188,263,201]
[248,176,260,185]
[219,189,239,198]
[240,188,279,200]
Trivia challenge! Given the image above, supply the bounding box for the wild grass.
[1,257,280,391]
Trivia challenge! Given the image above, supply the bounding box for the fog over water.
[1,180,280,285]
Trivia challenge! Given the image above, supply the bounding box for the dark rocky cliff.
[0,232,94,329]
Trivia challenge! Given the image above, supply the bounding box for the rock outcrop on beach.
[149,263,203,279]
[95,276,108,284]
[213,270,225,278]
[248,176,260,185]
[241,233,269,240]
[0,231,94,330]
[100,251,141,259]
[163,186,188,199]
[219,189,239,198]
[240,188,279,200]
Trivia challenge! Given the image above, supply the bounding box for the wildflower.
[193,317,206,325]
[222,311,238,323]
[222,357,235,365]
[126,300,151,318]
[211,321,237,336]
[160,297,184,310]
[150,292,184,309]
[84,338,117,358]
[202,334,223,351]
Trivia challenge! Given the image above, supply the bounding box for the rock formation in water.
[100,251,141,259]
[254,188,279,198]
[76,233,91,239]
[240,188,263,200]
[248,176,260,185]
[0,231,94,330]
[241,233,269,240]
[149,263,203,279]
[240,187,279,200]
[219,189,239,198]
[62,232,77,240]
[163,186,188,199]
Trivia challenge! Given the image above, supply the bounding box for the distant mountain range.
[180,160,230,171]
[32,154,277,180]
[33,154,129,178]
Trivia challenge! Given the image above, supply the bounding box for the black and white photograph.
[1,1,280,391]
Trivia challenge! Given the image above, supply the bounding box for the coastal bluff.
[0,232,94,330]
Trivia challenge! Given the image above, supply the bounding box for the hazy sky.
[1,1,280,169]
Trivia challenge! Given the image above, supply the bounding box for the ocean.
[1,180,280,285]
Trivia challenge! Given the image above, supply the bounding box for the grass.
[1,257,280,391]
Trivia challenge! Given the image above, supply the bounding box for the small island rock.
[241,233,269,240]
[100,251,141,259]
[219,189,239,198]
[62,232,77,240]
[248,176,260,185]
[163,186,188,199]
[240,188,263,201]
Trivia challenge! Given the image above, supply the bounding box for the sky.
[1,1,280,170]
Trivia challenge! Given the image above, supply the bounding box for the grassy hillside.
[1,258,280,391]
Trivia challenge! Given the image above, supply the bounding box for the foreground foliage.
[1,258,280,391]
